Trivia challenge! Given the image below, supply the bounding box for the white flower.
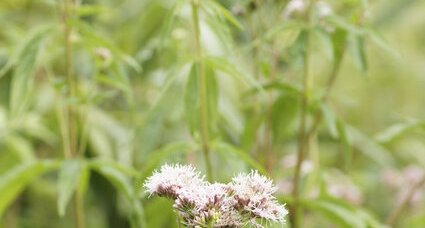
[229,171,288,224]
[144,165,288,227]
[144,163,205,198]
[317,1,332,18]
[283,0,306,18]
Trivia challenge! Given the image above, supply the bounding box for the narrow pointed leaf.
[57,159,87,217]
[0,160,59,217]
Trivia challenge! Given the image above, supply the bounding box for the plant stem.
[386,175,425,226]
[290,38,346,228]
[290,34,311,228]
[191,0,213,181]
[63,1,84,227]
[64,0,78,158]
[290,1,315,227]
[73,190,85,228]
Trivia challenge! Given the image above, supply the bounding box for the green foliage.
[0,160,59,218]
[0,0,424,227]
[57,159,88,217]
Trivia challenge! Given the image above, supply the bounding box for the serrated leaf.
[9,26,52,115]
[57,159,87,217]
[0,160,59,217]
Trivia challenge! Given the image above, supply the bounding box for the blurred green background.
[0,0,425,227]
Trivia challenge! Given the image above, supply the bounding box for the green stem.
[290,37,346,228]
[191,0,213,181]
[290,36,311,228]
[64,0,77,158]
[62,0,84,227]
[290,1,315,227]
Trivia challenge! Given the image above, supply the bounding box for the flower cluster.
[144,164,288,228]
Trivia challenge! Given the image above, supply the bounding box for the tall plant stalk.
[62,0,84,227]
[290,30,347,228]
[191,0,213,181]
[290,32,312,228]
[290,1,315,227]
[64,0,77,158]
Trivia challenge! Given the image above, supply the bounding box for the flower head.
[229,171,288,224]
[144,164,205,199]
[144,164,288,227]
[283,0,307,18]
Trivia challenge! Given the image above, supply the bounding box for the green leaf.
[271,93,299,141]
[249,21,305,49]
[90,161,146,228]
[0,160,59,217]
[346,125,395,167]
[326,15,364,35]
[184,63,200,135]
[243,81,301,98]
[57,159,88,217]
[212,141,266,175]
[90,161,132,199]
[76,4,108,17]
[205,65,219,134]
[205,56,263,93]
[320,103,338,138]
[9,26,53,115]
[366,28,400,59]
[240,115,263,151]
[313,28,334,61]
[306,197,366,228]
[90,159,139,177]
[184,61,218,135]
[374,120,425,143]
[306,197,385,228]
[4,135,35,162]
[204,0,243,30]
[336,120,353,169]
[349,34,368,72]
[331,28,348,61]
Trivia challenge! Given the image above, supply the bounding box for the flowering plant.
[144,164,288,228]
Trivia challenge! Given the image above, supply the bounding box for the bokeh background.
[0,0,425,227]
